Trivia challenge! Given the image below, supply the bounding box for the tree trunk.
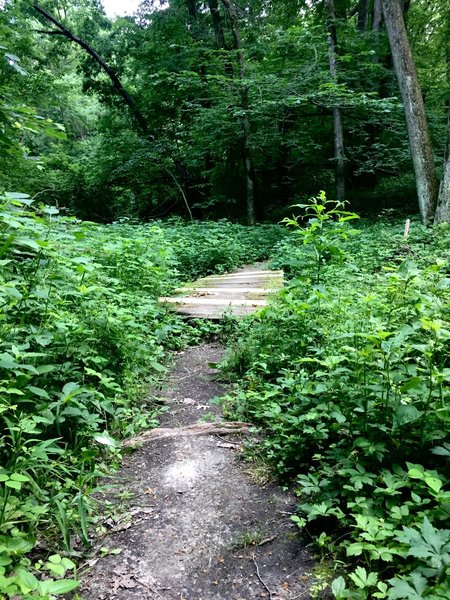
[434,107,450,224]
[373,0,383,31]
[357,0,369,32]
[381,0,437,225]
[325,0,346,200]
[220,0,256,225]
[207,0,227,50]
[434,15,450,224]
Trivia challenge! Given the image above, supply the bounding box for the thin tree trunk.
[207,0,227,50]
[325,0,345,200]
[381,0,437,224]
[373,0,383,31]
[33,3,149,137]
[434,14,450,224]
[357,0,369,31]
[220,0,256,225]
[434,107,450,223]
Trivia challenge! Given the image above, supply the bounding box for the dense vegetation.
[0,194,281,598]
[1,0,449,598]
[222,198,450,598]
[1,0,449,224]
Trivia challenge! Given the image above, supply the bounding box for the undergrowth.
[0,193,282,599]
[221,194,450,599]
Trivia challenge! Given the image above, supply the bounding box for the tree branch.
[34,29,66,35]
[33,3,150,137]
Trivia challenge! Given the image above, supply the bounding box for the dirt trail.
[81,344,316,600]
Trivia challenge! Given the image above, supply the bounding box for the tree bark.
[207,0,227,50]
[325,0,345,200]
[33,4,149,137]
[220,0,256,225]
[434,107,450,224]
[357,0,369,32]
[434,14,450,224]
[381,0,437,225]
[372,0,383,31]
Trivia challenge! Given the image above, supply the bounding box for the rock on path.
[80,344,316,600]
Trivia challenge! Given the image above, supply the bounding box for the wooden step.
[160,265,283,319]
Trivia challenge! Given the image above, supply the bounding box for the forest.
[1,0,449,599]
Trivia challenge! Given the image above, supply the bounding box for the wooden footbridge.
[159,265,284,319]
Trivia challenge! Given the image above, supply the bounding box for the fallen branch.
[123,421,251,447]
[257,534,278,547]
[134,577,164,598]
[252,553,274,600]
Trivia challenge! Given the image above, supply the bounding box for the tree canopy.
[1,0,449,222]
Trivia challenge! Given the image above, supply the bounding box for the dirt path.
[81,344,316,600]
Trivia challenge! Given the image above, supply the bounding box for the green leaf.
[407,464,424,479]
[39,578,80,595]
[424,476,443,493]
[393,404,422,428]
[346,542,364,556]
[10,473,30,482]
[436,407,450,422]
[15,567,39,592]
[387,572,428,599]
[27,385,50,399]
[93,432,119,448]
[47,554,62,564]
[5,479,22,490]
[331,576,347,598]
[349,566,378,589]
[46,562,66,577]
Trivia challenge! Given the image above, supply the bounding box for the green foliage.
[0,194,279,598]
[281,191,360,283]
[163,219,286,280]
[4,0,448,220]
[221,212,450,597]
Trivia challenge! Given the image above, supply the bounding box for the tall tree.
[381,0,438,224]
[325,0,346,200]
[434,109,450,223]
[220,0,256,225]
[433,9,450,224]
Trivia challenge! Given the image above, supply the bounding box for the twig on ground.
[134,577,164,598]
[257,534,278,547]
[252,553,274,600]
[123,422,251,447]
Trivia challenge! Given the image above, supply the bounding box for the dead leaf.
[181,398,196,405]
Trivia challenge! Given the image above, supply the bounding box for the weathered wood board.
[159,266,284,319]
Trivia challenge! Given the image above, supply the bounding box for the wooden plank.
[176,287,279,293]
[159,264,283,319]
[160,297,268,306]
[198,272,282,281]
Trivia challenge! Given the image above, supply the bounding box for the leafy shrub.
[0,196,282,598]
[221,198,450,598]
[163,218,286,280]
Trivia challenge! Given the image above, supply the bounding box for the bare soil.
[80,344,317,600]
